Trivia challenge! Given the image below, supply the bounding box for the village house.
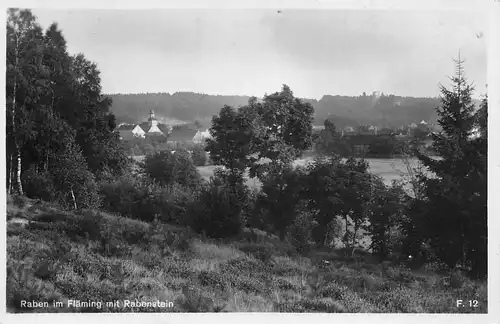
[192,129,212,144]
[166,125,199,147]
[117,124,146,141]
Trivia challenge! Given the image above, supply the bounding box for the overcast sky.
[31,9,488,99]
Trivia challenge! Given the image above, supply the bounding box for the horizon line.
[104,91,451,101]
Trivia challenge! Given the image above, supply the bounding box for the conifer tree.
[415,57,487,278]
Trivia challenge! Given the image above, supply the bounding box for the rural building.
[192,129,212,144]
[117,124,146,140]
[167,125,198,144]
[146,109,164,136]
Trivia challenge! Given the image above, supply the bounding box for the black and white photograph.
[3,0,498,319]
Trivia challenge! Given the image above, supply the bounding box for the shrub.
[99,174,195,224]
[288,210,315,254]
[21,158,101,211]
[143,149,202,189]
[70,210,105,241]
[241,187,259,228]
[256,163,305,241]
[21,167,56,202]
[157,184,196,224]
[191,145,207,167]
[186,179,244,239]
[50,141,102,210]
[186,168,248,239]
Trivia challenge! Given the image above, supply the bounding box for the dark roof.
[168,126,198,142]
[117,124,137,131]
[156,124,172,135]
[118,130,136,141]
[135,122,167,135]
[138,123,150,133]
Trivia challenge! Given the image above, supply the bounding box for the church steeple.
[148,109,156,121]
[148,109,157,128]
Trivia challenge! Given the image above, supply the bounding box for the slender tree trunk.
[344,214,349,247]
[7,152,12,193]
[16,145,23,196]
[279,228,286,242]
[70,188,77,210]
[11,59,23,195]
[351,225,357,257]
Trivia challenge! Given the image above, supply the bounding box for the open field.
[132,155,422,189]
[6,196,487,313]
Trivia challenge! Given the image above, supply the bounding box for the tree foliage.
[191,145,208,166]
[255,163,305,241]
[6,9,128,205]
[413,59,487,278]
[143,150,201,189]
[207,85,314,182]
[302,156,373,248]
[368,178,407,259]
[186,168,247,238]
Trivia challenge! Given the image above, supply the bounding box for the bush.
[21,167,56,202]
[191,146,207,167]
[158,184,197,224]
[22,150,101,209]
[99,174,195,224]
[288,211,315,254]
[256,164,304,241]
[143,149,202,189]
[242,187,259,228]
[186,178,244,239]
[49,141,102,210]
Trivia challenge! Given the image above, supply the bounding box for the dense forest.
[6,9,488,314]
[109,91,480,129]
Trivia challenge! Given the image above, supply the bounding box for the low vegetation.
[7,196,486,313]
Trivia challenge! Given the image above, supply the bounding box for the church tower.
[148,109,158,128]
[146,109,163,135]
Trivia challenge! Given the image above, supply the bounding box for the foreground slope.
[6,196,487,313]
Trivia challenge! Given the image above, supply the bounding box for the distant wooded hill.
[108,92,481,129]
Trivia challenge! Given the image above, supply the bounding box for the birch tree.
[6,9,45,195]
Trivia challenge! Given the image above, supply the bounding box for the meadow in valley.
[133,155,423,188]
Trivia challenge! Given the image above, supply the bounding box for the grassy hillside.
[7,195,487,313]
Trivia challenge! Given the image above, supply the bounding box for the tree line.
[108,91,444,129]
[314,120,436,158]
[6,9,128,208]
